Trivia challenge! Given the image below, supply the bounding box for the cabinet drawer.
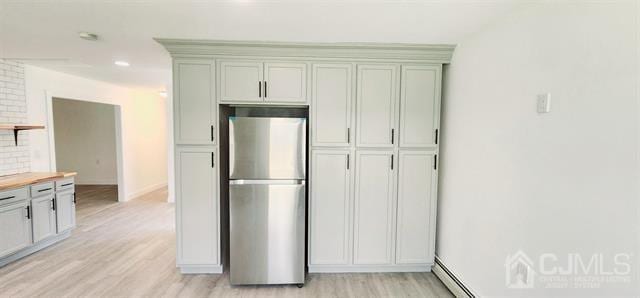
[30,182,55,198]
[55,178,75,192]
[0,187,28,207]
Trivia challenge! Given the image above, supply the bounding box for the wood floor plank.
[0,185,453,297]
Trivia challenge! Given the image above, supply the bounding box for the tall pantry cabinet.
[158,39,454,274]
[310,62,442,272]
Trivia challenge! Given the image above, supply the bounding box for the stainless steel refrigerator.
[228,116,306,286]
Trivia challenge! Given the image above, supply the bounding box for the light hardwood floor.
[0,186,453,297]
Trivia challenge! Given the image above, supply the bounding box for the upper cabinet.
[264,63,307,103]
[219,61,263,103]
[174,59,217,145]
[311,64,353,147]
[356,64,399,148]
[219,60,307,104]
[399,65,441,148]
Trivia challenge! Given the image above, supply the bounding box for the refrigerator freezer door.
[229,117,306,180]
[229,183,306,285]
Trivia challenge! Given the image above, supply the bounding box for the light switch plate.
[537,93,551,113]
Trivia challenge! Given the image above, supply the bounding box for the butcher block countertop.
[0,172,77,191]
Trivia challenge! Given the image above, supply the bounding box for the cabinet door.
[31,195,57,242]
[0,201,31,258]
[176,147,219,265]
[309,150,351,265]
[264,62,307,103]
[356,65,399,148]
[219,61,263,103]
[353,150,396,265]
[174,60,216,145]
[399,65,441,148]
[311,64,352,146]
[395,151,436,264]
[55,191,76,232]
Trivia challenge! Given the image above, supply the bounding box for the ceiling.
[0,0,520,90]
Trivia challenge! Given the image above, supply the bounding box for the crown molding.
[154,39,456,63]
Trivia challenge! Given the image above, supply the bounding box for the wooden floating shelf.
[0,124,45,145]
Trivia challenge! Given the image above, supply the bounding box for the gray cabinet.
[353,150,396,265]
[219,61,263,103]
[176,147,219,267]
[264,62,307,103]
[55,191,76,233]
[174,59,217,145]
[219,60,307,104]
[311,64,353,147]
[31,195,56,242]
[0,188,31,258]
[355,64,399,148]
[399,65,441,148]
[309,150,351,266]
[158,40,451,274]
[395,151,436,264]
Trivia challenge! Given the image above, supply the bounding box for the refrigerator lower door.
[229,181,305,285]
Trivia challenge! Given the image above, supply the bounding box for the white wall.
[438,2,639,297]
[52,98,118,185]
[26,65,168,201]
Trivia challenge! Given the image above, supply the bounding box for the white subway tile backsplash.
[0,59,29,176]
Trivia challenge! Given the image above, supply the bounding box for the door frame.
[45,92,126,202]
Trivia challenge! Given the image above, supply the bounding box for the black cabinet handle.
[390,154,394,170]
[346,154,350,170]
[52,198,56,211]
[258,81,262,97]
[211,152,215,168]
[391,129,395,145]
[210,125,214,142]
[26,206,30,219]
[434,154,437,170]
[264,81,267,98]
[61,183,73,187]
[73,193,76,204]
[435,129,439,145]
[0,195,15,201]
[347,128,350,144]
[38,188,52,192]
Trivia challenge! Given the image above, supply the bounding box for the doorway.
[51,98,122,205]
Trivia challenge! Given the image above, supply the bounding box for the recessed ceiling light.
[78,32,99,41]
[159,91,167,98]
[114,61,130,67]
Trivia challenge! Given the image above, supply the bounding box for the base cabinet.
[309,150,351,266]
[353,150,396,265]
[55,191,76,233]
[176,147,220,267]
[31,195,57,242]
[395,151,437,264]
[0,200,31,258]
[0,177,76,265]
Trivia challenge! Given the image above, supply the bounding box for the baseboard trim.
[179,264,223,274]
[433,257,475,298]
[309,264,432,273]
[126,182,167,201]
[0,230,71,267]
